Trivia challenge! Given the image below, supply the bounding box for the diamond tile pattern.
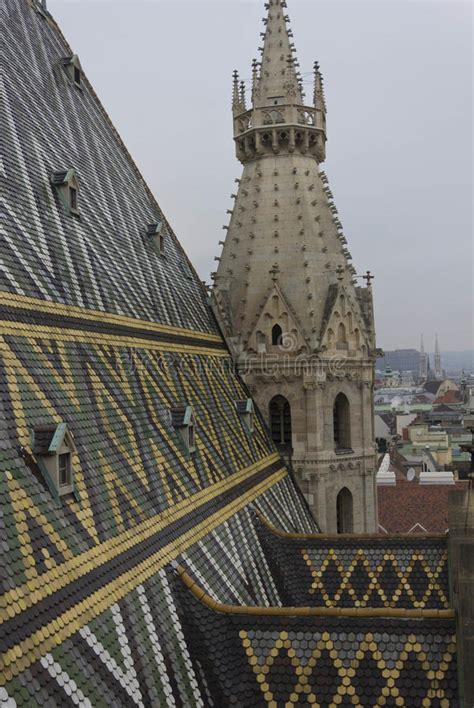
[175,576,458,707]
[257,519,450,609]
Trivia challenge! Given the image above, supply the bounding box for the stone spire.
[255,0,302,106]
[230,0,326,165]
[213,0,369,352]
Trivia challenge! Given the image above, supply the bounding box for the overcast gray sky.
[49,0,473,352]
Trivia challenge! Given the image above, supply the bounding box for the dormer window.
[62,54,82,88]
[236,398,254,434]
[51,169,80,215]
[170,406,196,453]
[147,222,166,256]
[32,423,76,499]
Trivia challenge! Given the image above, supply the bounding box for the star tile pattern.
[175,576,458,707]
[256,518,450,610]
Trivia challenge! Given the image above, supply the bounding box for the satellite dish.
[407,467,416,482]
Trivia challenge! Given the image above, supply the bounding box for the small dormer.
[32,423,76,499]
[236,398,254,434]
[61,54,82,88]
[170,406,196,453]
[147,221,166,256]
[51,168,80,215]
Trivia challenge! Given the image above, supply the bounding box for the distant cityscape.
[373,336,473,534]
[376,341,474,379]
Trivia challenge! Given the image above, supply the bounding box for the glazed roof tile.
[0,0,460,704]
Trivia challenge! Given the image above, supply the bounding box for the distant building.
[376,348,420,374]
[377,450,469,533]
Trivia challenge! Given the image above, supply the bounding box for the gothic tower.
[419,334,428,381]
[434,333,442,380]
[212,0,377,532]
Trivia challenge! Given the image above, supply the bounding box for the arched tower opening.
[269,395,292,450]
[271,324,282,346]
[336,487,353,533]
[333,393,351,450]
[337,322,347,344]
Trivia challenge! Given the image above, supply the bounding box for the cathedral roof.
[0,0,459,704]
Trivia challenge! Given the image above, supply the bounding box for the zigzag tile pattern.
[256,519,450,609]
[174,577,458,707]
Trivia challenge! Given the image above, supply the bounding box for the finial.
[232,70,240,112]
[269,263,280,281]
[313,61,326,112]
[363,270,374,287]
[239,81,246,110]
[251,58,259,98]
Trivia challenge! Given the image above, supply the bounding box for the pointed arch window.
[271,324,283,346]
[269,395,292,449]
[336,487,353,533]
[338,322,346,343]
[333,392,351,451]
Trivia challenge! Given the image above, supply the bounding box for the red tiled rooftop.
[434,390,460,405]
[378,480,469,533]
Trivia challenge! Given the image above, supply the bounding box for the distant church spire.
[419,334,428,381]
[434,333,442,380]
